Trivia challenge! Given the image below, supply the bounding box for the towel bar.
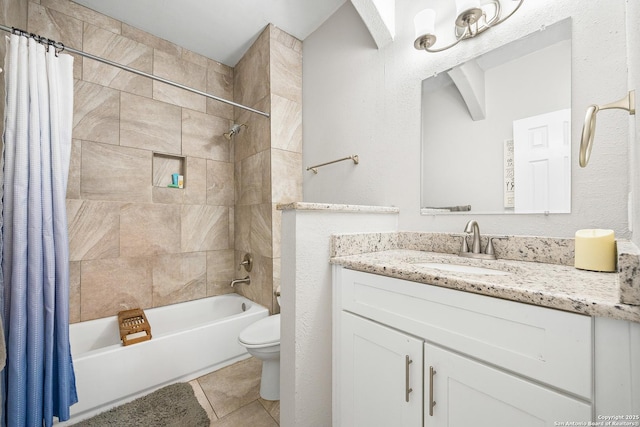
[307,155,359,174]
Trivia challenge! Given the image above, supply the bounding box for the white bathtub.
[63,294,268,422]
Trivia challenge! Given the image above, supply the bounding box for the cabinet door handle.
[429,365,437,416]
[405,355,413,402]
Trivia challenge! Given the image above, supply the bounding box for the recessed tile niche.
[152,152,185,188]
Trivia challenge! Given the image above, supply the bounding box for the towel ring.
[579,90,635,168]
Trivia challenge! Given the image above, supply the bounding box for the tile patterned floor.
[190,357,280,426]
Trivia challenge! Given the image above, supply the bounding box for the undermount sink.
[413,262,510,276]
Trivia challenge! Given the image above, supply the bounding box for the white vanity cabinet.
[339,311,423,426]
[332,267,595,427]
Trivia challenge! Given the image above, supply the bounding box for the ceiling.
[73,0,348,66]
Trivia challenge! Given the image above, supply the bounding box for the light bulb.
[456,0,481,17]
[414,9,436,40]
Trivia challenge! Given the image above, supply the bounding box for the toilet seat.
[239,314,280,348]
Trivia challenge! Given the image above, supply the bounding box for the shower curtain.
[0,34,77,426]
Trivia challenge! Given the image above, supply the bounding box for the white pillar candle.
[456,0,481,17]
[574,229,617,272]
[414,9,436,39]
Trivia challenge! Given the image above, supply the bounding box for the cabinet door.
[338,312,423,427]
[424,343,591,427]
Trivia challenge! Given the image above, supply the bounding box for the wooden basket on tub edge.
[117,308,152,346]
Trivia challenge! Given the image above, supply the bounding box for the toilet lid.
[239,314,280,347]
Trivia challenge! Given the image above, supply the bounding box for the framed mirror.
[420,18,572,215]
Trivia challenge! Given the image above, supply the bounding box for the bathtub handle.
[230,276,250,287]
[239,253,253,272]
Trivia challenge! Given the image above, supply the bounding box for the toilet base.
[259,357,280,400]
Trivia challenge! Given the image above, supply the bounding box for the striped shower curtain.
[0,34,77,426]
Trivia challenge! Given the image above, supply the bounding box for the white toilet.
[238,291,281,400]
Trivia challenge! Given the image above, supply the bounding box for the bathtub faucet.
[230,276,250,287]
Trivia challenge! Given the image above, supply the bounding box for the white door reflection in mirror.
[513,109,571,213]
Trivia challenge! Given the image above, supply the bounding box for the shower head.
[223,123,247,140]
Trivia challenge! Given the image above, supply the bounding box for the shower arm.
[223,123,247,140]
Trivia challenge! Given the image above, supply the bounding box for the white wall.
[629,0,640,246]
[303,0,631,238]
[280,207,398,427]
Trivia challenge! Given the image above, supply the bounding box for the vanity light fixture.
[579,90,636,168]
[413,0,524,53]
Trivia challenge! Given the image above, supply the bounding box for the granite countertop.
[330,233,640,324]
[277,202,400,214]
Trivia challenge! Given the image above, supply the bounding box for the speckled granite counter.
[278,202,400,214]
[330,232,640,324]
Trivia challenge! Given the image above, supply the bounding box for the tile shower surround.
[15,0,302,322]
[231,23,303,315]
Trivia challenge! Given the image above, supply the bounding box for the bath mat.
[71,382,210,427]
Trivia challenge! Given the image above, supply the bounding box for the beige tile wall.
[23,0,237,322]
[233,25,303,313]
[234,27,272,311]
[1,0,302,321]
[270,26,303,311]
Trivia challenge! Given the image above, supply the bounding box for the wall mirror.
[420,18,572,215]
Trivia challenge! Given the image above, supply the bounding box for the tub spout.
[230,276,250,287]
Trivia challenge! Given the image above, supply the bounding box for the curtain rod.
[0,24,270,118]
